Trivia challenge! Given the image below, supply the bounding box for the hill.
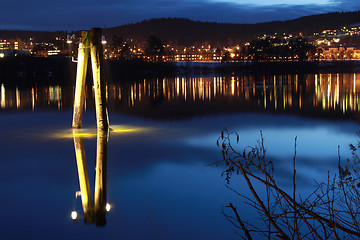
[0,30,67,42]
[1,11,360,47]
[103,11,360,47]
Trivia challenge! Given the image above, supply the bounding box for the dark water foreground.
[1,111,357,239]
[0,72,360,239]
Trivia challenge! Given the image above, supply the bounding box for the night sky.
[2,0,359,31]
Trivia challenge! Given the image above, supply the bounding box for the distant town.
[2,24,360,62]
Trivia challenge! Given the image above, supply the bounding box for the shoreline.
[1,57,360,85]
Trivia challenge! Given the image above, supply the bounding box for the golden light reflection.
[1,84,5,109]
[283,88,286,109]
[73,128,93,223]
[105,203,111,212]
[110,125,152,134]
[231,77,235,96]
[32,87,35,111]
[73,128,109,226]
[16,87,20,109]
[71,211,78,220]
[49,85,62,103]
[354,73,356,94]
[2,73,360,117]
[52,129,97,139]
[51,125,152,140]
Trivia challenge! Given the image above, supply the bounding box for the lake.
[0,73,359,239]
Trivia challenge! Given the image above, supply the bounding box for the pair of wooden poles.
[72,28,109,225]
[72,28,109,130]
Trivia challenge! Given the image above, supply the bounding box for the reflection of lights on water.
[231,77,235,96]
[71,211,78,221]
[2,74,360,114]
[50,125,153,139]
[70,204,110,222]
[1,84,5,109]
[16,87,20,109]
[354,73,356,94]
[50,129,97,139]
[110,126,147,133]
[106,203,111,212]
[176,77,180,96]
[49,85,62,103]
[32,87,35,111]
[73,130,98,138]
[75,191,81,198]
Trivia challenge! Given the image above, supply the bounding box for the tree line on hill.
[104,11,360,48]
[1,11,360,49]
[224,37,320,62]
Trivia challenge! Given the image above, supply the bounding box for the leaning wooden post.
[94,129,108,226]
[90,28,109,130]
[72,31,90,128]
[72,129,93,224]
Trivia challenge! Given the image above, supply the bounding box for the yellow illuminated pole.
[72,28,109,130]
[72,31,90,128]
[90,28,109,130]
[72,129,93,224]
[94,129,108,226]
[72,28,109,225]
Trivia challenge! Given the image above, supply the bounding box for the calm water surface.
[0,73,359,239]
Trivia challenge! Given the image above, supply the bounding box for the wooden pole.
[72,31,90,128]
[72,29,109,225]
[90,28,109,130]
[94,129,108,226]
[72,129,93,224]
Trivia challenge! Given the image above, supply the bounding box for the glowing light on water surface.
[51,129,97,139]
[71,211,78,220]
[50,125,153,139]
[105,203,111,212]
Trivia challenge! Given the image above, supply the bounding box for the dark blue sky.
[1,0,359,31]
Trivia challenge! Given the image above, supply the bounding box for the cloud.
[334,0,360,9]
[208,0,334,6]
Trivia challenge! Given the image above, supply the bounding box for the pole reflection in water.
[72,128,108,226]
[94,129,107,226]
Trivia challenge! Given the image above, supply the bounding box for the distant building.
[320,46,360,60]
[0,39,28,51]
[33,49,71,57]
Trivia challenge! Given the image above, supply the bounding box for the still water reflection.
[72,129,108,226]
[2,73,360,119]
[0,73,359,239]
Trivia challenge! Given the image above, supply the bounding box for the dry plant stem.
[237,160,290,240]
[225,149,360,238]
[330,176,340,240]
[221,129,360,238]
[259,132,272,239]
[293,136,298,240]
[228,203,253,240]
[300,216,324,240]
[241,159,360,237]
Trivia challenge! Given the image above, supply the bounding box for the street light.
[67,34,75,44]
[101,36,107,44]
